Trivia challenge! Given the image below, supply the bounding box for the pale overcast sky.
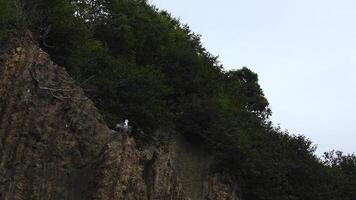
[149,0,356,155]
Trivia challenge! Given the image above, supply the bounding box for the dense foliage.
[1,0,355,199]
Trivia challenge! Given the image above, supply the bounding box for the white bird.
[115,119,131,132]
[124,119,129,129]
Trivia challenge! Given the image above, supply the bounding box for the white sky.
[149,0,356,155]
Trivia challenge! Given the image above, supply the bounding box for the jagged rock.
[0,33,241,199]
[203,175,242,200]
[0,34,111,200]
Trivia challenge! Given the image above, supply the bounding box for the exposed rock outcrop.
[0,34,242,199]
[89,134,188,200]
[0,34,111,200]
[170,136,242,200]
[203,175,241,200]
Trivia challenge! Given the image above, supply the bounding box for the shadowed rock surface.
[0,34,241,200]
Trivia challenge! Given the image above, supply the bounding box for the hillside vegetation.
[1,0,355,199]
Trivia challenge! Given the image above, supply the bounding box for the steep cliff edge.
[0,34,241,200]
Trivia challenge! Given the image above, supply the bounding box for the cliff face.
[0,34,241,200]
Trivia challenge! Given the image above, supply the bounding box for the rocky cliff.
[0,33,241,200]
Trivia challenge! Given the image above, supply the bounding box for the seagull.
[115,119,131,132]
